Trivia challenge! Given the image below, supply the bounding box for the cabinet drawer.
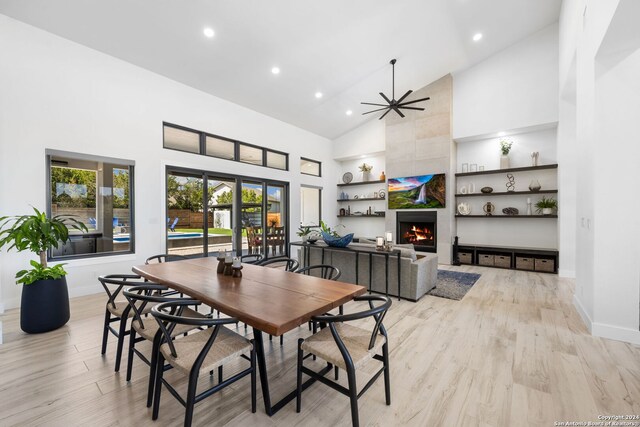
[535,258,555,273]
[478,254,495,266]
[516,257,534,271]
[494,255,511,268]
[459,252,473,264]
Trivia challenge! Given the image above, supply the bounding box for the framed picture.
[388,174,446,209]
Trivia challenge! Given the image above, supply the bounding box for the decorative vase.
[379,171,386,181]
[528,179,541,192]
[21,277,70,333]
[500,155,510,169]
[542,208,553,215]
[301,235,308,243]
[362,171,371,182]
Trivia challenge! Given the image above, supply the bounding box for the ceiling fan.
[361,58,430,120]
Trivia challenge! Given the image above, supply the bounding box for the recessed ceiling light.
[315,92,323,99]
[271,67,280,75]
[498,131,506,136]
[203,28,215,38]
[473,33,483,42]
[346,110,353,116]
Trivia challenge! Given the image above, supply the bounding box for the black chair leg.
[296,339,304,413]
[152,354,165,420]
[269,334,273,341]
[147,337,160,408]
[347,367,360,427]
[280,335,284,346]
[383,343,391,405]
[101,309,110,355]
[335,366,339,381]
[250,341,257,413]
[218,365,223,384]
[114,318,128,372]
[126,329,136,381]
[184,372,199,427]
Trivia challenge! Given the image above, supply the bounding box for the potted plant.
[0,207,87,333]
[535,197,557,215]
[297,225,312,243]
[499,139,513,169]
[358,163,373,182]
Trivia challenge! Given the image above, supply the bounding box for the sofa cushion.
[392,244,417,261]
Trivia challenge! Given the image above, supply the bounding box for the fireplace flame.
[404,225,434,244]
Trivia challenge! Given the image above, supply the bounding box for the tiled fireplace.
[396,211,437,253]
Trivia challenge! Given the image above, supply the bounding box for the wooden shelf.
[337,197,386,202]
[455,190,558,198]
[337,214,386,218]
[455,215,558,218]
[455,164,558,177]
[337,179,386,187]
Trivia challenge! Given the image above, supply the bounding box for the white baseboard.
[592,322,640,346]
[559,269,576,278]
[572,294,593,333]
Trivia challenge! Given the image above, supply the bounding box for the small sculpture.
[529,179,541,192]
[506,173,515,192]
[481,187,493,194]
[531,151,539,166]
[457,202,471,215]
[483,202,495,216]
[502,207,519,216]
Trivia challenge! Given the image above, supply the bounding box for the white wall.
[560,0,640,344]
[0,16,337,309]
[332,119,385,160]
[453,23,559,140]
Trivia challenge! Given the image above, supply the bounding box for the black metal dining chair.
[151,300,256,427]
[123,284,206,408]
[240,253,264,264]
[145,254,188,264]
[296,264,341,280]
[98,274,149,372]
[296,295,392,427]
[259,256,299,271]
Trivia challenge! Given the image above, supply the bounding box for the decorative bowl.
[321,232,354,248]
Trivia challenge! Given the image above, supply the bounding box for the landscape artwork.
[388,174,446,209]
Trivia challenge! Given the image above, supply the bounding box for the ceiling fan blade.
[398,106,425,111]
[379,92,393,104]
[379,108,393,120]
[361,102,389,107]
[398,96,430,107]
[362,107,391,115]
[396,90,413,104]
[392,107,405,118]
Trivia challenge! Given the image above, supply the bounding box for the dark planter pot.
[20,277,70,334]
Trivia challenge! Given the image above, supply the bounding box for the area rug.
[427,270,481,301]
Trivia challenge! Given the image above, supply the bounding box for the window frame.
[46,149,136,262]
[300,184,322,227]
[300,157,322,177]
[163,122,289,171]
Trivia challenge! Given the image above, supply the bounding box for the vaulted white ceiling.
[0,0,561,139]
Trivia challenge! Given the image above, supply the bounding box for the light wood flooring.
[1,265,640,426]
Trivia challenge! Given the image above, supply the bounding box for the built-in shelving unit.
[455,190,557,198]
[337,179,386,187]
[455,215,557,218]
[337,197,386,202]
[455,164,558,177]
[337,214,385,218]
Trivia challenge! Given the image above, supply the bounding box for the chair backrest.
[259,256,299,272]
[296,264,341,281]
[151,300,238,362]
[241,253,264,264]
[312,295,391,358]
[123,284,184,331]
[97,274,146,311]
[145,254,188,264]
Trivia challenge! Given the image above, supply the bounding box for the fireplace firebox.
[396,211,437,252]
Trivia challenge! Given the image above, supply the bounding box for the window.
[300,157,321,176]
[205,135,235,160]
[239,144,263,166]
[163,122,289,170]
[267,151,287,170]
[301,186,321,226]
[163,125,200,153]
[47,150,135,260]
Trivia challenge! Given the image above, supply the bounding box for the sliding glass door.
[166,167,288,258]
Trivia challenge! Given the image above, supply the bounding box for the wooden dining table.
[132,257,366,416]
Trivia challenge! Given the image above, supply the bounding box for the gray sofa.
[298,242,437,301]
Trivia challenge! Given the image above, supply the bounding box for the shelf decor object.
[531,151,539,166]
[361,58,430,119]
[470,164,477,172]
[342,172,353,184]
[379,171,386,181]
[528,179,541,192]
[359,162,373,181]
[321,232,354,248]
[502,207,519,216]
[481,186,493,193]
[500,139,513,169]
[483,202,495,216]
[462,163,469,173]
[506,173,515,192]
[457,202,471,215]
